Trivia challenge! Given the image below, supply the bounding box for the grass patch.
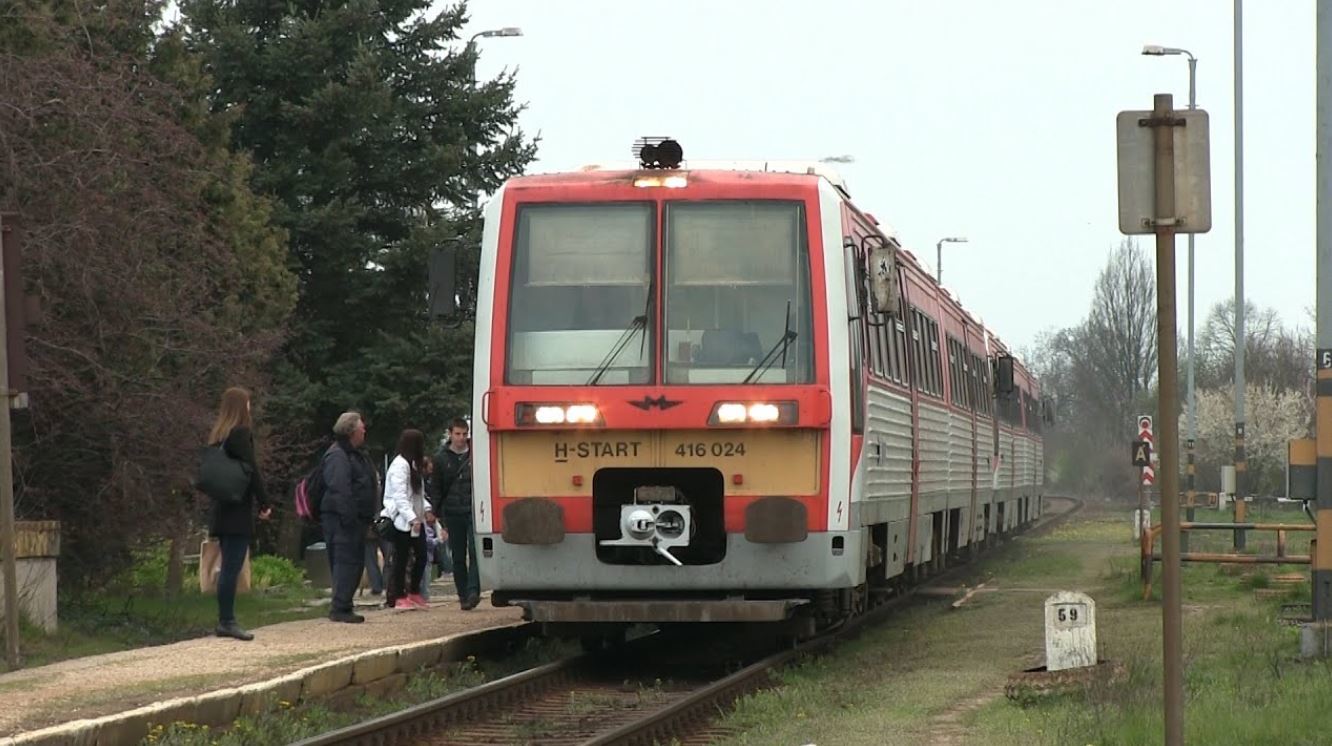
[141,637,577,746]
[715,504,1326,745]
[7,575,327,673]
[974,603,1332,746]
[715,527,1102,746]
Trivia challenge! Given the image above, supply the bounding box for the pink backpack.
[293,446,332,523]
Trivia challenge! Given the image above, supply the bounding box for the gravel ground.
[0,591,524,736]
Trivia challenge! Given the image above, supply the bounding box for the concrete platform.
[0,591,524,745]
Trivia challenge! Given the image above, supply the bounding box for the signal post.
[1314,0,1332,633]
[1117,93,1212,746]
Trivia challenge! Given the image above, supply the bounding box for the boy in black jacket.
[433,417,480,609]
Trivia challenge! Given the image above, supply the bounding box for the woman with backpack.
[381,429,431,610]
[204,387,271,640]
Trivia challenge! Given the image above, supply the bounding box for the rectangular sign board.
[1116,108,1212,235]
[1132,440,1152,468]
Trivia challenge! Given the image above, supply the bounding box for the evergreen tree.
[180,0,537,454]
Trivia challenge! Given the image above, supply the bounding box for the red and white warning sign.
[1138,415,1154,486]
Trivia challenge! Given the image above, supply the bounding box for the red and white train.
[443,141,1047,635]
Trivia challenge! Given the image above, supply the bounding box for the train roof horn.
[634,137,684,170]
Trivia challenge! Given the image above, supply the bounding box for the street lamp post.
[467,27,523,85]
[935,237,968,285]
[1142,43,1199,549]
[464,27,523,208]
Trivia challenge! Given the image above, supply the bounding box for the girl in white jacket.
[381,429,432,610]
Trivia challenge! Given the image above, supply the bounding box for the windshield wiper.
[743,300,796,385]
[587,282,653,386]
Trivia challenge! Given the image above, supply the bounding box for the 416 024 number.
[675,441,747,458]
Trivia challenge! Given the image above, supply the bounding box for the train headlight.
[516,403,604,426]
[708,401,798,426]
[534,406,566,424]
[715,403,748,423]
[748,403,781,423]
[566,404,600,424]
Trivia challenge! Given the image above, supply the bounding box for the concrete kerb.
[6,622,528,746]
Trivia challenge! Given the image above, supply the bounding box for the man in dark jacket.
[434,417,480,610]
[321,411,378,623]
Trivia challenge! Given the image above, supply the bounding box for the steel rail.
[296,495,1083,746]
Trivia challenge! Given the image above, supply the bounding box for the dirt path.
[927,690,1005,746]
[0,594,523,736]
[921,507,1126,746]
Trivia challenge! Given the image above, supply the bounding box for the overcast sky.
[462,0,1315,355]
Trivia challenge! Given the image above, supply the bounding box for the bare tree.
[1027,241,1158,498]
[1197,298,1311,395]
[0,20,294,586]
[1080,239,1158,437]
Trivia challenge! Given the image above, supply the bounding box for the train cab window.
[506,203,654,385]
[664,201,814,384]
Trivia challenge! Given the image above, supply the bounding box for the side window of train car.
[962,347,975,411]
[1026,392,1041,434]
[865,268,887,379]
[965,345,976,410]
[925,315,943,397]
[1001,386,1020,426]
[978,355,993,416]
[881,315,899,384]
[947,337,963,408]
[909,308,926,392]
[972,353,989,416]
[889,296,908,384]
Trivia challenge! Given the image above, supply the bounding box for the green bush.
[126,541,172,591]
[249,555,305,591]
[113,540,204,595]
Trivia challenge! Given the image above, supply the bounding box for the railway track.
[294,495,1083,746]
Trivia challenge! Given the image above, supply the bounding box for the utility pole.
[1118,66,1210,745]
[1233,0,1248,551]
[0,216,17,669]
[1148,92,1185,746]
[1185,53,1199,555]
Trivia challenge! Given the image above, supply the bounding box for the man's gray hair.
[333,411,363,437]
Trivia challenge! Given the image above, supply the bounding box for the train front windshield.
[506,203,655,385]
[664,201,813,384]
[504,200,813,386]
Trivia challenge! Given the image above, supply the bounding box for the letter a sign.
[1132,440,1152,468]
[1137,415,1155,486]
